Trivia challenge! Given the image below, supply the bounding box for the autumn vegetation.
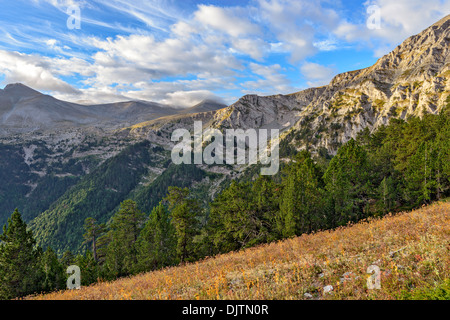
[1,106,449,300]
[30,200,450,300]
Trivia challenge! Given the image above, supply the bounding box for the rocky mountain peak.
[208,15,450,155]
[2,83,43,99]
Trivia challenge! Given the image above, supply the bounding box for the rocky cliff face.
[211,14,450,154]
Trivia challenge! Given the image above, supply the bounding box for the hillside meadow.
[29,201,450,300]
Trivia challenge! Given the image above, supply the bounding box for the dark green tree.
[74,250,98,286]
[208,177,279,253]
[40,247,66,292]
[105,199,146,277]
[165,187,201,263]
[136,202,177,271]
[324,139,371,226]
[83,217,107,263]
[278,151,325,237]
[60,250,75,268]
[376,176,397,214]
[0,209,41,299]
[405,141,440,205]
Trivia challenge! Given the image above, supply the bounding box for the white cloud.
[300,62,337,87]
[160,90,223,107]
[334,0,450,56]
[230,38,269,61]
[257,0,340,62]
[313,39,339,51]
[194,5,261,37]
[242,63,296,95]
[0,50,79,94]
[78,33,244,95]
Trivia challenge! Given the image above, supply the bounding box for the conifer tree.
[0,209,41,299]
[324,139,370,226]
[376,176,397,214]
[105,200,145,277]
[165,187,201,263]
[251,175,279,242]
[60,250,75,268]
[278,151,324,237]
[136,202,176,271]
[83,217,107,263]
[405,141,436,205]
[40,247,65,292]
[209,177,279,252]
[74,250,98,285]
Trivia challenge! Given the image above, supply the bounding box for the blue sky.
[0,0,449,107]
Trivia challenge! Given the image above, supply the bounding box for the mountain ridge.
[0,84,226,135]
[206,14,450,154]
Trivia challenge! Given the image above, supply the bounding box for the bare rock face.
[212,15,450,154]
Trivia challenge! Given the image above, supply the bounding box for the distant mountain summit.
[2,83,42,100]
[178,99,227,114]
[0,83,227,135]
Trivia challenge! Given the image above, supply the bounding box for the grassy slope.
[31,201,450,300]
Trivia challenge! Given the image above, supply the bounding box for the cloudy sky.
[0,0,449,107]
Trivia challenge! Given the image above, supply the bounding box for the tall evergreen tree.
[136,202,176,271]
[324,139,371,226]
[278,151,325,237]
[83,217,107,263]
[0,209,41,299]
[40,247,65,292]
[376,176,397,214]
[105,200,145,277]
[405,141,436,205]
[165,187,201,263]
[74,250,98,286]
[209,177,279,252]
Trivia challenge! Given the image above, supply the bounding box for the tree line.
[0,106,449,299]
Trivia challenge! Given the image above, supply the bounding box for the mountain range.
[0,83,227,136]
[0,14,449,254]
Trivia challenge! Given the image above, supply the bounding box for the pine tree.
[165,187,201,263]
[60,250,75,268]
[40,247,65,292]
[324,139,370,226]
[376,176,397,214]
[83,217,107,263]
[278,172,297,237]
[136,202,176,271]
[0,209,41,299]
[433,113,450,200]
[278,151,324,237]
[405,141,435,205]
[209,177,279,252]
[74,250,98,286]
[105,200,146,277]
[251,175,279,243]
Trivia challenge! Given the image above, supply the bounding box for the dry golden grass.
[30,201,450,300]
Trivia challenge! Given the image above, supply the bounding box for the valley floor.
[30,201,450,300]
